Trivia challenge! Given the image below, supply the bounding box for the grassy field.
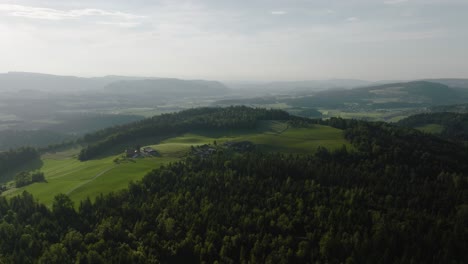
[319,109,414,122]
[105,107,170,117]
[151,121,351,156]
[320,109,386,120]
[3,148,178,207]
[415,123,445,134]
[2,121,350,207]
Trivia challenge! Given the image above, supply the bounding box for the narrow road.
[66,165,116,195]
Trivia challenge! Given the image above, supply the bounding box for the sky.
[0,0,467,81]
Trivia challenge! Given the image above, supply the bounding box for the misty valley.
[2,72,468,150]
[1,0,468,262]
[0,72,467,263]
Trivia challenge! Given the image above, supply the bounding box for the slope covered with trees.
[398,112,468,141]
[0,118,466,263]
[0,147,40,183]
[0,130,73,151]
[78,106,292,161]
[286,81,466,109]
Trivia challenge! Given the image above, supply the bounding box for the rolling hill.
[0,72,230,97]
[398,112,468,140]
[287,81,467,108]
[224,79,372,94]
[1,108,466,263]
[215,81,468,110]
[2,119,350,206]
[424,78,468,89]
[104,78,230,98]
[0,72,140,92]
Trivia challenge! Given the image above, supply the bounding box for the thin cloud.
[0,4,143,21]
[347,17,359,22]
[384,0,409,5]
[271,11,287,15]
[96,21,141,28]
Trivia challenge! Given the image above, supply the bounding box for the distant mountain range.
[224,78,468,96]
[215,80,468,109]
[0,72,229,96]
[287,81,468,108]
[223,79,373,96]
[104,79,229,98]
[0,72,143,92]
[1,72,467,98]
[422,78,468,89]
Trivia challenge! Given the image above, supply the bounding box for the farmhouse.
[142,146,158,156]
[125,148,140,158]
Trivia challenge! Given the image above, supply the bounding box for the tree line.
[0,117,466,263]
[14,171,45,188]
[0,147,40,183]
[78,106,292,161]
[397,112,468,141]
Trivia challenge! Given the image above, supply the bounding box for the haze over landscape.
[1,0,468,80]
[0,1,468,263]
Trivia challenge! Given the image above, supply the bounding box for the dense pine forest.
[0,111,467,263]
[2,0,467,262]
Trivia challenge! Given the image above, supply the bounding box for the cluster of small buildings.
[125,146,158,158]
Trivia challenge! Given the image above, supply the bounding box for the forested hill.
[286,81,467,108]
[397,112,468,141]
[78,106,292,160]
[0,118,467,263]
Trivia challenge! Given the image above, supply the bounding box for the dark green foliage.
[14,171,30,188]
[214,96,279,106]
[291,108,323,118]
[47,113,144,135]
[429,103,468,113]
[31,171,45,183]
[78,106,291,161]
[398,112,468,141]
[0,118,467,263]
[0,130,74,151]
[0,147,40,183]
[369,102,424,109]
[37,140,79,155]
[14,171,45,188]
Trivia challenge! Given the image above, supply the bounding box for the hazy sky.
[1,0,467,81]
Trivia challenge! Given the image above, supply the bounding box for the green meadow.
[3,148,178,207]
[415,123,445,134]
[151,121,350,156]
[3,121,350,206]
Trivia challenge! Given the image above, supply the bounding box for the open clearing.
[415,123,445,134]
[151,121,351,156]
[3,121,350,206]
[4,149,177,207]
